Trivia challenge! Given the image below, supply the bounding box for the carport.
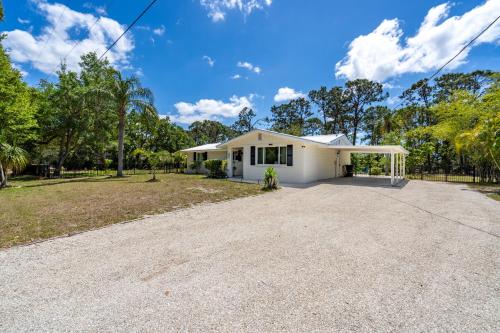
[327,145,409,186]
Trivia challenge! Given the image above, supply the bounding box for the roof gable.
[300,134,352,145]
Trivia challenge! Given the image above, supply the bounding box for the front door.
[232,148,243,177]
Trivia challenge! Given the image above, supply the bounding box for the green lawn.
[467,183,500,201]
[0,173,262,248]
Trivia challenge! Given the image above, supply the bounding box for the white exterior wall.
[340,151,351,172]
[301,148,352,182]
[225,132,351,184]
[185,150,226,174]
[226,132,307,183]
[303,147,336,183]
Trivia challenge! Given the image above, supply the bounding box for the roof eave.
[217,129,332,148]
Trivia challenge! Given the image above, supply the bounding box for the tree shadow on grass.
[8,173,194,188]
[8,175,129,188]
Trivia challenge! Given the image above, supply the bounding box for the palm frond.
[131,87,154,103]
[0,143,29,172]
[130,99,158,118]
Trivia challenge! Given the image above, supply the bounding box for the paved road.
[1,178,499,332]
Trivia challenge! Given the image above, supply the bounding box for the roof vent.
[258,133,262,141]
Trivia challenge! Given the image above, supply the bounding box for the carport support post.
[390,152,395,186]
[402,154,406,179]
[398,153,401,180]
[396,153,399,180]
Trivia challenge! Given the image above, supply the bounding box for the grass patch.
[487,193,500,201]
[467,183,500,201]
[0,173,262,248]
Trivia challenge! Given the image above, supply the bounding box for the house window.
[280,146,287,164]
[265,147,278,164]
[196,152,208,161]
[256,146,288,165]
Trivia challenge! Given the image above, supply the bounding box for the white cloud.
[382,82,401,90]
[2,0,134,75]
[17,18,30,24]
[83,2,107,15]
[171,95,254,124]
[273,87,306,102]
[135,68,144,77]
[203,55,215,67]
[231,74,241,79]
[153,24,166,36]
[200,0,272,22]
[387,96,401,106]
[335,0,500,81]
[237,61,261,73]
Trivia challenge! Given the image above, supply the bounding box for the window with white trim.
[256,146,288,165]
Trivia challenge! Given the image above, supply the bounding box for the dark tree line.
[0,0,497,183]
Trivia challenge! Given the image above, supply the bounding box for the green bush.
[190,160,202,173]
[263,167,278,190]
[370,166,382,175]
[103,159,113,171]
[204,159,226,178]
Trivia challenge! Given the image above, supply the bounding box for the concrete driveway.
[1,178,499,332]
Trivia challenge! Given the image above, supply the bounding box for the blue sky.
[2,0,500,126]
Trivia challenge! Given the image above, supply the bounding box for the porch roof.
[180,143,224,152]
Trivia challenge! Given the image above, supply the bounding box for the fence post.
[473,166,476,183]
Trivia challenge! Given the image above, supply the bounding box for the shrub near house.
[263,167,279,190]
[204,159,227,178]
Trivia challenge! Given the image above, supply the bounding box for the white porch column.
[227,150,233,177]
[390,152,395,185]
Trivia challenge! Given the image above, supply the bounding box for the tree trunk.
[53,133,71,177]
[117,110,125,177]
[53,153,66,178]
[352,123,358,146]
[0,160,6,188]
[322,108,327,134]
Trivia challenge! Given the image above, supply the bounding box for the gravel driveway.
[1,178,499,332]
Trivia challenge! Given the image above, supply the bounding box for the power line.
[392,14,499,109]
[63,16,102,62]
[43,16,103,81]
[427,15,499,82]
[99,0,158,61]
[43,0,156,80]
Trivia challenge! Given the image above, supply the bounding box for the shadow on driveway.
[282,176,408,189]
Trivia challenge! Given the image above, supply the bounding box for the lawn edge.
[0,188,269,251]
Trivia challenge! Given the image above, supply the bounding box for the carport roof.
[325,145,409,154]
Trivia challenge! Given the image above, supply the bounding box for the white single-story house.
[182,129,408,185]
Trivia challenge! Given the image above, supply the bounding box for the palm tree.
[157,150,172,173]
[107,72,157,177]
[0,143,29,188]
[172,151,187,173]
